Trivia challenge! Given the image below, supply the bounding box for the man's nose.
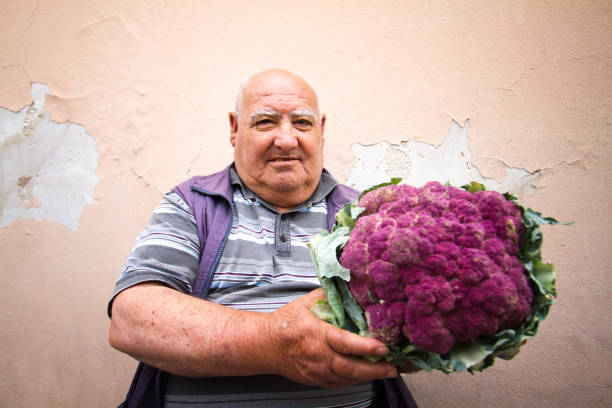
[274,121,298,150]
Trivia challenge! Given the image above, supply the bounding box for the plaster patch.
[345,120,539,198]
[0,83,98,231]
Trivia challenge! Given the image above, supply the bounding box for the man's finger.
[329,354,398,383]
[325,326,389,357]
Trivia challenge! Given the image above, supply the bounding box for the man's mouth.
[269,157,298,162]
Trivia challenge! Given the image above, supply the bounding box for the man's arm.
[109,283,398,389]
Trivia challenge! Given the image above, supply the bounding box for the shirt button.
[280,235,287,242]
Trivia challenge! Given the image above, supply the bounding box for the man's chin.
[264,169,303,188]
[252,173,320,210]
[267,180,304,193]
[266,174,315,194]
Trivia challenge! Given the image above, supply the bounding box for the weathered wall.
[1,1,610,406]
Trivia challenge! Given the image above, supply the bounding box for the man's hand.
[268,288,398,388]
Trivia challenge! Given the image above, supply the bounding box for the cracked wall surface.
[345,120,540,197]
[0,1,610,407]
[0,83,98,230]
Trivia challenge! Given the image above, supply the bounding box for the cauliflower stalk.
[308,180,566,373]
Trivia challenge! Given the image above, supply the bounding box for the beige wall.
[1,1,610,406]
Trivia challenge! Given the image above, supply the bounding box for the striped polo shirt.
[204,168,332,312]
[111,167,377,407]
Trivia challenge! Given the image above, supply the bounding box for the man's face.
[230,72,325,209]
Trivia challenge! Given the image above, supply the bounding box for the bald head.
[234,69,322,122]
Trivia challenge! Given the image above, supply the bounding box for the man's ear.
[229,112,238,147]
[320,113,326,145]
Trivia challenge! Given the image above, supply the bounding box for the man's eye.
[253,119,276,129]
[294,119,313,129]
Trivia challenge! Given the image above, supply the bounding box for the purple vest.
[117,165,418,408]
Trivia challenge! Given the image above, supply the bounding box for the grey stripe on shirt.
[164,375,376,408]
[110,191,201,308]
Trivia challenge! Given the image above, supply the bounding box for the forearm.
[109,282,277,377]
[109,284,398,388]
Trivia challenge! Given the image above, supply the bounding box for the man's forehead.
[248,88,315,105]
[243,74,318,108]
[244,94,319,119]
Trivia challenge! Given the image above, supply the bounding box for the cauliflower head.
[308,180,565,373]
[340,182,532,354]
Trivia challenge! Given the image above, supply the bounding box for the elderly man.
[109,69,418,407]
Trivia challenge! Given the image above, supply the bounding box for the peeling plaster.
[0,83,98,231]
[345,120,540,198]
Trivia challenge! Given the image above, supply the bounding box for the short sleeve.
[107,192,200,316]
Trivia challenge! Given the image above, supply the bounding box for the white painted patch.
[0,83,98,231]
[345,120,539,198]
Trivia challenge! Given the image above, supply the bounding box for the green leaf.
[335,201,365,231]
[358,178,402,200]
[503,192,518,201]
[461,181,486,193]
[447,336,510,372]
[529,260,557,296]
[336,279,368,334]
[320,277,345,327]
[307,228,351,281]
[494,343,522,361]
[519,226,545,262]
[522,206,572,227]
[311,300,338,326]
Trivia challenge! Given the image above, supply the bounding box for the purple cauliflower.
[339,182,533,355]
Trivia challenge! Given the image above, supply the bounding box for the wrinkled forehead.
[242,75,320,116]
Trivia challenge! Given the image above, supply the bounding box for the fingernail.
[375,347,389,356]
